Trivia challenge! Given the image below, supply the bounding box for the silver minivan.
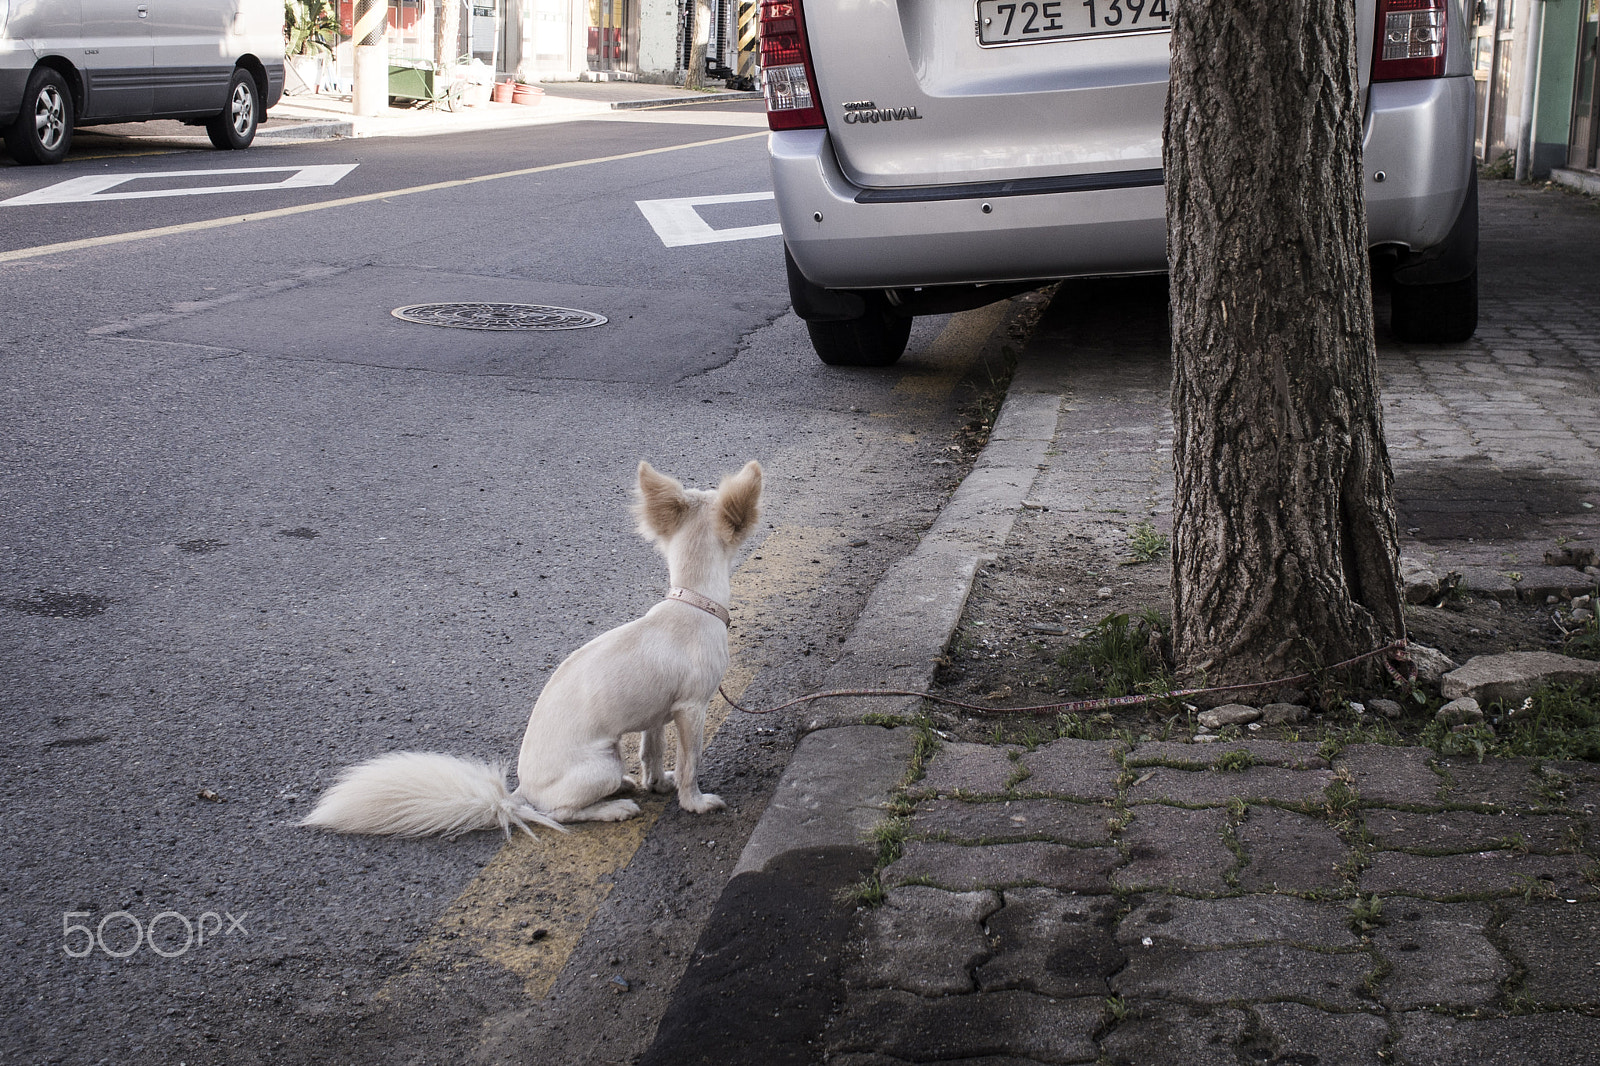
[1,0,285,165]
[761,0,1479,364]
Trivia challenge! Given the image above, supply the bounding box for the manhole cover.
[391,302,608,331]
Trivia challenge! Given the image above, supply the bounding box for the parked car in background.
[760,0,1478,365]
[1,0,285,165]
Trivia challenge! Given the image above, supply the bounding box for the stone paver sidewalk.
[640,179,1600,1066]
[815,180,1600,1066]
[826,738,1600,1065]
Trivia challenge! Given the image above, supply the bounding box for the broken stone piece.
[1435,697,1483,726]
[1367,698,1404,719]
[1400,556,1441,604]
[1544,544,1597,569]
[1197,704,1262,730]
[1260,702,1309,725]
[1406,643,1459,684]
[1441,651,1600,704]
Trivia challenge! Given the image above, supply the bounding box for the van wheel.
[807,294,912,367]
[207,70,259,150]
[1390,269,1478,344]
[4,68,74,165]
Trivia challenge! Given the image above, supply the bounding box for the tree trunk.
[435,0,461,73]
[1163,0,1404,694]
[685,0,710,89]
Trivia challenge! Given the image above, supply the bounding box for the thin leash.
[718,639,1415,718]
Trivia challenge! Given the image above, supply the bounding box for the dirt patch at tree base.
[929,526,1595,751]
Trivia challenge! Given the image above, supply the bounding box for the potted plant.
[283,0,338,94]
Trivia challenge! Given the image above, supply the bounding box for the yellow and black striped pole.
[351,0,389,116]
[736,1,757,87]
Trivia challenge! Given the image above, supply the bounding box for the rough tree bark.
[684,1,711,89]
[434,0,461,73]
[1163,0,1405,692]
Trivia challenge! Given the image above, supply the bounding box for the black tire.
[1390,269,1478,344]
[206,69,259,150]
[806,294,913,367]
[3,67,74,165]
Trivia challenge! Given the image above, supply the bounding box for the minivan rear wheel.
[807,294,913,367]
[207,69,259,150]
[4,67,74,166]
[1390,269,1478,344]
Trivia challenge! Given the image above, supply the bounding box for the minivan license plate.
[976,0,1171,45]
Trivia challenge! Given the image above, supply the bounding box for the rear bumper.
[1362,75,1477,256]
[262,60,285,109]
[0,42,37,127]
[772,128,1168,290]
[773,74,1475,293]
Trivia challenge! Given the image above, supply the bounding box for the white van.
[761,0,1479,364]
[1,0,285,165]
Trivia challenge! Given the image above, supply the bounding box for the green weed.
[1321,776,1363,824]
[1472,151,1510,178]
[1057,611,1174,701]
[1362,953,1394,997]
[907,721,940,784]
[1126,521,1169,564]
[869,815,909,868]
[1215,749,1256,773]
[1053,713,1105,740]
[851,876,887,908]
[1422,682,1600,762]
[1566,609,1600,661]
[1514,874,1560,903]
[1349,894,1385,933]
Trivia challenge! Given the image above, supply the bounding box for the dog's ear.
[635,461,692,541]
[716,461,762,544]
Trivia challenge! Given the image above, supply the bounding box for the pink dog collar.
[666,586,730,626]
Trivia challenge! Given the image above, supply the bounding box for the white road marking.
[0,164,361,206]
[0,131,767,265]
[635,190,782,247]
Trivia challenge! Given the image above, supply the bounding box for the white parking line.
[0,131,767,265]
[0,164,361,206]
[635,191,782,247]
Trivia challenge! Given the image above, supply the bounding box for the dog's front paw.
[593,798,641,821]
[620,774,642,792]
[643,770,676,794]
[680,792,725,814]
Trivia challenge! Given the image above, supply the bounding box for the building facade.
[332,0,746,83]
[1468,0,1599,184]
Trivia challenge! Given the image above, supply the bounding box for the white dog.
[301,460,762,838]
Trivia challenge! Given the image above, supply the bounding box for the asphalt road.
[0,104,1029,1063]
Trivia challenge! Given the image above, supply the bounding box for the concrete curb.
[640,302,1070,1063]
[1550,167,1600,197]
[255,120,355,142]
[731,725,917,877]
[608,91,763,110]
[726,317,1063,876]
[261,89,761,144]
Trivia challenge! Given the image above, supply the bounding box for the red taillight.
[760,0,826,131]
[1372,0,1447,81]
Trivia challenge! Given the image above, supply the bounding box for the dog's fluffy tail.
[300,752,568,839]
